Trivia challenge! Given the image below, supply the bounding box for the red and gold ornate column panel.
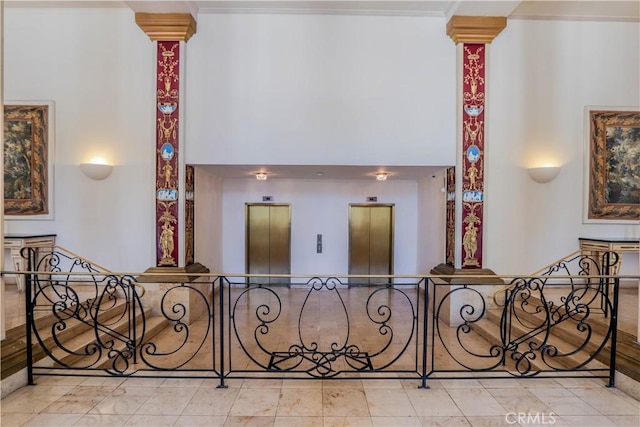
[136,13,196,269]
[447,16,506,270]
[156,40,180,266]
[461,43,484,268]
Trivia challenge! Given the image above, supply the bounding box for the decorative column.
[432,16,506,321]
[440,16,506,271]
[136,13,208,281]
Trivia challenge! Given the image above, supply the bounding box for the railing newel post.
[217,275,227,388]
[419,277,430,389]
[131,275,138,365]
[24,247,36,385]
[608,274,620,388]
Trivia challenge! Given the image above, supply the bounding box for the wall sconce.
[376,172,388,181]
[528,166,560,184]
[255,172,268,181]
[80,162,113,180]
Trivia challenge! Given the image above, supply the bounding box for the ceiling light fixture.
[376,172,388,181]
[255,172,268,181]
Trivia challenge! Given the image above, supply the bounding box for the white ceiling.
[7,1,640,21]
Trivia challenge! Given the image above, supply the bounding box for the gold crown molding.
[446,16,507,44]
[135,13,197,42]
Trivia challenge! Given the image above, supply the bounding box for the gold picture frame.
[3,101,55,219]
[585,107,640,222]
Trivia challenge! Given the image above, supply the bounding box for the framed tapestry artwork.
[3,101,55,219]
[584,107,640,223]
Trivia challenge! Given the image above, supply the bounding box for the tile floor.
[2,283,639,426]
[1,374,640,426]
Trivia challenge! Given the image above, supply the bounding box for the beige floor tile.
[280,379,321,389]
[417,416,471,426]
[134,386,197,416]
[22,413,83,426]
[464,416,524,427]
[606,415,640,426]
[79,377,127,387]
[223,415,276,426]
[558,415,618,426]
[370,416,422,426]
[405,389,463,417]
[229,388,281,417]
[532,396,601,417]
[568,387,640,415]
[181,387,240,416]
[478,378,525,389]
[123,414,178,426]
[322,388,370,417]
[0,412,36,427]
[364,388,416,417]
[276,388,322,417]
[446,388,507,417]
[322,416,373,427]
[87,386,156,415]
[240,379,283,389]
[159,377,205,388]
[322,379,364,389]
[173,415,227,426]
[273,416,323,426]
[362,379,404,389]
[41,386,116,415]
[73,413,131,426]
[486,387,552,414]
[515,378,562,388]
[439,379,484,389]
[1,385,76,414]
[32,376,86,387]
[119,377,166,388]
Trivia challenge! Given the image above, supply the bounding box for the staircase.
[470,288,640,383]
[1,297,168,380]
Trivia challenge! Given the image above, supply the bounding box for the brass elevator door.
[348,204,394,285]
[246,204,291,285]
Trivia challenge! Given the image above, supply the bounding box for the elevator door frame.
[348,203,395,285]
[245,203,292,285]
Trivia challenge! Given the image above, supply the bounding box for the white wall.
[185,13,456,167]
[221,179,418,279]
[487,18,640,275]
[417,171,447,272]
[194,168,223,272]
[3,8,157,271]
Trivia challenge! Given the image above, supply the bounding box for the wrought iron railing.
[16,247,625,389]
[492,250,619,316]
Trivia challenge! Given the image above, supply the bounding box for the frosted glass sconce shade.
[528,166,560,184]
[255,172,268,181]
[80,163,113,180]
[376,173,388,181]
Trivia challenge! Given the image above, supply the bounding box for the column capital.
[135,13,197,42]
[446,15,506,44]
